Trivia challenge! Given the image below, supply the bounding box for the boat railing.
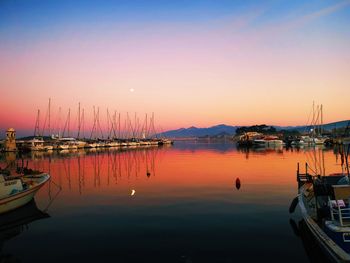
[329,200,350,226]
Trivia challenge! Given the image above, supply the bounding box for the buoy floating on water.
[235,178,241,190]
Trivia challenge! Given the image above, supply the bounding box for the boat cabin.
[0,175,24,199]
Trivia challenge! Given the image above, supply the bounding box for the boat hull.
[0,174,50,214]
[298,183,350,262]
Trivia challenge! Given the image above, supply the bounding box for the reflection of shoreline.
[0,147,161,196]
[0,200,50,261]
[8,144,161,159]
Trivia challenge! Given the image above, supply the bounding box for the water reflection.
[8,147,161,196]
[0,201,49,261]
[289,219,331,263]
[0,143,343,262]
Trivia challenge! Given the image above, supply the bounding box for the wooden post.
[305,163,308,175]
[297,162,300,176]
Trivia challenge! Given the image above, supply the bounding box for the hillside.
[160,120,350,138]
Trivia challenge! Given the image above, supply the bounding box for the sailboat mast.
[107,108,110,139]
[118,112,121,139]
[58,107,62,138]
[96,107,103,139]
[127,112,130,139]
[82,108,85,139]
[113,111,117,139]
[90,106,96,140]
[34,109,40,137]
[68,108,71,138]
[145,113,148,139]
[134,112,137,138]
[321,104,323,135]
[77,102,81,139]
[48,98,51,137]
[312,101,316,137]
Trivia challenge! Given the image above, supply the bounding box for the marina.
[0,100,173,153]
[1,1,349,262]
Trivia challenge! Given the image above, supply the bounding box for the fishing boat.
[291,145,350,262]
[0,173,50,214]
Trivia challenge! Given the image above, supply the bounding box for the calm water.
[0,142,343,263]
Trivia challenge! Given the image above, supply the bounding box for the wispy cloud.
[283,0,350,31]
[231,0,350,46]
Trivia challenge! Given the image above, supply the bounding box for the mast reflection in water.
[0,143,341,262]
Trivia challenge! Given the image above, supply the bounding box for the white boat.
[26,138,45,151]
[139,141,151,146]
[149,140,160,145]
[161,139,173,145]
[96,142,106,148]
[253,136,283,147]
[106,141,120,147]
[68,144,78,150]
[120,142,128,147]
[86,142,98,148]
[75,140,87,148]
[58,144,69,150]
[44,145,53,151]
[0,173,50,214]
[295,136,327,146]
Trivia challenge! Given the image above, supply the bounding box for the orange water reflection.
[0,144,344,208]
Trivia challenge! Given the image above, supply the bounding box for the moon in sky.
[130,88,134,92]
[131,189,136,196]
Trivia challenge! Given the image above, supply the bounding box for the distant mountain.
[160,124,239,138]
[275,120,350,133]
[160,120,349,138]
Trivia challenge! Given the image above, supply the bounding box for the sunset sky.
[1,0,349,136]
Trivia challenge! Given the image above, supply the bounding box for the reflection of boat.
[292,146,350,262]
[290,219,332,263]
[0,200,50,261]
[0,173,50,214]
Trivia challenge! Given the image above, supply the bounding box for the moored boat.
[0,173,50,214]
[293,156,350,262]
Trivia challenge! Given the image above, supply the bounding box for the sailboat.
[24,109,45,151]
[293,103,327,146]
